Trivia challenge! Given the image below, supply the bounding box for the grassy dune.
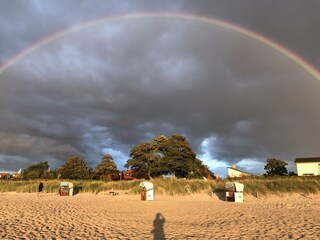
[1,176,319,195]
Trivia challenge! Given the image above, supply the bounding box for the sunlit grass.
[1,176,319,196]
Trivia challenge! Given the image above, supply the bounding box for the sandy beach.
[0,191,319,240]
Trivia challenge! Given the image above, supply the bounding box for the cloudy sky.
[0,0,319,177]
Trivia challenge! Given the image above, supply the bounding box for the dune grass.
[240,176,320,195]
[0,176,319,196]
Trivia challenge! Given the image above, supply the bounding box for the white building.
[295,158,320,176]
[227,165,254,178]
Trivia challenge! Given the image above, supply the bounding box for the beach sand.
[0,191,319,239]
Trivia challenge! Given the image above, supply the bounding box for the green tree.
[124,134,215,179]
[188,158,215,179]
[264,158,288,176]
[152,135,169,156]
[149,135,170,177]
[93,154,119,180]
[164,134,197,178]
[22,161,50,179]
[59,156,90,179]
[124,142,155,179]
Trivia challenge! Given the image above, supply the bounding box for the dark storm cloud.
[181,0,320,69]
[0,0,182,64]
[0,1,319,175]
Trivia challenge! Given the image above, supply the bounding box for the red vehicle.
[120,166,147,180]
[121,169,135,180]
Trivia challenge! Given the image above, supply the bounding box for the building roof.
[227,166,254,176]
[294,157,320,164]
[0,173,10,178]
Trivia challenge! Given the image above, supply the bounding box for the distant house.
[11,169,22,178]
[0,173,10,179]
[295,158,320,176]
[227,165,254,178]
[0,169,21,179]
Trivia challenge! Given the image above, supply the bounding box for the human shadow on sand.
[151,213,166,240]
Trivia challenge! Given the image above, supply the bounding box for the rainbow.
[0,12,319,81]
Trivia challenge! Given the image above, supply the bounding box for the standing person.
[38,181,44,197]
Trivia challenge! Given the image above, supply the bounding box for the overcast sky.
[0,0,319,177]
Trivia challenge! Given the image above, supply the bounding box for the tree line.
[17,134,297,180]
[20,134,215,180]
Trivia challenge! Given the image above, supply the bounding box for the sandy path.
[0,192,319,239]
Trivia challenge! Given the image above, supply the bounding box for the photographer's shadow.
[151,213,166,240]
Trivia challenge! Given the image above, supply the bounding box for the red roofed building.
[0,173,10,179]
